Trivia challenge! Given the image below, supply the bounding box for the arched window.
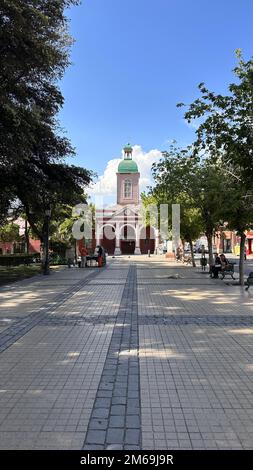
[124,179,132,198]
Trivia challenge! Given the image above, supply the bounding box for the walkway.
[0,256,252,450]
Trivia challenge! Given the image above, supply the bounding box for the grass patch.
[0,265,42,286]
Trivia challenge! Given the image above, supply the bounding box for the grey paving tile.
[106,428,124,444]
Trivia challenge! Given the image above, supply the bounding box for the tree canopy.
[0,0,93,264]
[176,51,253,283]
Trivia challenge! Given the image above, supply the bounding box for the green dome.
[118,159,138,173]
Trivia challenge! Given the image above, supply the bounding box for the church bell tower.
[117,144,140,206]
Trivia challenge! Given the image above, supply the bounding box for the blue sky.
[59,0,253,179]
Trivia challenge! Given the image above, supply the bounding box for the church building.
[95,144,159,255]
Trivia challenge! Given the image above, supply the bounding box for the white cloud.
[88,145,162,201]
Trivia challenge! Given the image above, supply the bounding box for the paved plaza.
[0,256,253,450]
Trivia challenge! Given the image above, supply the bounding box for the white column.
[155,229,160,255]
[134,224,141,255]
[114,222,121,255]
[96,223,100,246]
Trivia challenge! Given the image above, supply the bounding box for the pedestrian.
[81,246,88,268]
[96,245,103,268]
[210,254,221,278]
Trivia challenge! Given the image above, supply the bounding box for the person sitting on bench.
[220,253,229,272]
[211,254,221,278]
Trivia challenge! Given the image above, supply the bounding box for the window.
[124,179,132,198]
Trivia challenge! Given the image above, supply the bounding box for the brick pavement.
[0,256,253,449]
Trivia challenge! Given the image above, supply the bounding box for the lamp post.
[43,206,51,275]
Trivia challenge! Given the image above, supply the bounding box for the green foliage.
[15,164,93,242]
[178,51,253,283]
[0,0,93,233]
[50,254,68,266]
[140,193,160,228]
[149,143,236,266]
[0,0,79,165]
[150,144,225,236]
[0,253,38,266]
[0,264,41,286]
[0,223,21,242]
[50,239,70,256]
[178,52,253,185]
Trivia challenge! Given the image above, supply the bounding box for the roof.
[118,159,138,173]
[123,143,133,152]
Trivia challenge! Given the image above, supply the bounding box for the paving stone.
[111,405,126,416]
[92,408,110,419]
[112,397,127,405]
[109,416,125,428]
[83,445,104,450]
[106,444,123,450]
[89,419,108,430]
[125,429,141,445]
[82,265,141,449]
[106,428,124,444]
[1,257,253,451]
[124,445,141,450]
[94,398,111,408]
[86,430,106,445]
[126,415,140,429]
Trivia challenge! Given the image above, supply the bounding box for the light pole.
[43,206,51,275]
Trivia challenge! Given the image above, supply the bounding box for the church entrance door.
[120,225,136,255]
[100,225,116,255]
[121,240,135,254]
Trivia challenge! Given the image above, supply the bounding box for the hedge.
[0,254,40,267]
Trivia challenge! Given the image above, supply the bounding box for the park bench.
[219,262,236,280]
[183,256,192,265]
[245,272,253,290]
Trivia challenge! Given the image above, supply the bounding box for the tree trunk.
[239,232,246,286]
[74,240,77,264]
[24,218,29,254]
[207,232,213,272]
[40,232,46,271]
[189,239,196,267]
[40,216,50,275]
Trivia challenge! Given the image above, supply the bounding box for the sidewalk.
[0,256,252,449]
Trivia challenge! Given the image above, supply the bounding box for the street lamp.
[43,205,51,275]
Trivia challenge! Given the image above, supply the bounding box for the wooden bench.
[219,263,236,280]
[183,256,192,265]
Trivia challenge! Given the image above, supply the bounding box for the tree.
[0,0,94,272]
[0,0,80,223]
[180,205,203,267]
[177,51,253,284]
[0,223,20,243]
[0,0,79,162]
[150,144,227,269]
[217,173,253,284]
[13,162,92,269]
